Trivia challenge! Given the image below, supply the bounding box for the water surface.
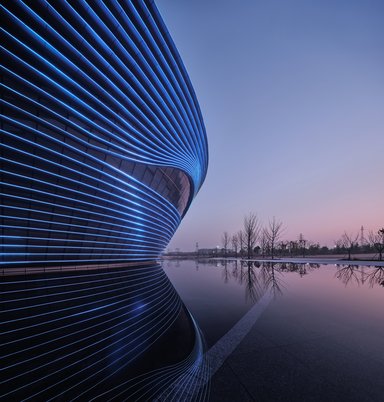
[163,259,384,351]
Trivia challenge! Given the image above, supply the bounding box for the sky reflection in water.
[163,260,384,348]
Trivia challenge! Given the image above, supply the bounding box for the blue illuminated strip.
[44,1,196,158]
[134,1,208,172]
[1,264,200,400]
[91,311,209,401]
[130,2,205,155]
[2,166,177,234]
[0,50,177,165]
[4,182,172,245]
[0,0,208,399]
[1,3,198,172]
[0,209,167,246]
[91,1,198,155]
[0,129,181,225]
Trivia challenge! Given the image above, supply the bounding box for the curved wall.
[0,0,208,267]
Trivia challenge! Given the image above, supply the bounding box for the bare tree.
[307,242,320,255]
[334,238,344,254]
[340,231,359,260]
[368,228,384,261]
[243,213,261,259]
[289,240,298,257]
[263,217,284,259]
[260,230,269,258]
[231,234,239,257]
[221,231,230,257]
[279,241,288,257]
[237,230,245,257]
[298,233,307,257]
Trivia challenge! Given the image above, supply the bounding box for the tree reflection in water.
[335,265,362,287]
[194,260,383,306]
[231,260,240,281]
[259,262,284,298]
[243,261,264,302]
[209,260,289,300]
[365,267,384,288]
[335,265,384,288]
[222,260,231,283]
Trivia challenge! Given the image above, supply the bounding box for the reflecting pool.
[163,259,261,346]
[3,260,383,401]
[163,259,384,401]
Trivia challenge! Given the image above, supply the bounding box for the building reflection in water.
[1,263,209,400]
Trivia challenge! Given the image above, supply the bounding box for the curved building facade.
[1,1,209,400]
[0,0,208,268]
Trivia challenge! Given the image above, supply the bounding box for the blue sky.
[156,0,384,251]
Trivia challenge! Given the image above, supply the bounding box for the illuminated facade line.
[0,1,209,400]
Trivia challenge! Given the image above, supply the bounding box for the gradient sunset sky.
[157,0,384,251]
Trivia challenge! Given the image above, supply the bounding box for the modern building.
[1,1,209,400]
[1,0,208,268]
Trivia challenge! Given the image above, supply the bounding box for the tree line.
[220,213,384,261]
